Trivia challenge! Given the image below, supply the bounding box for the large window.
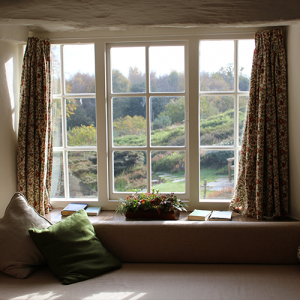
[107,43,188,200]
[49,34,255,209]
[51,44,97,200]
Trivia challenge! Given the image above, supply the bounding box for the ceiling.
[0,0,299,32]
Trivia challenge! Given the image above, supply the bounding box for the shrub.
[152,151,185,173]
[113,115,146,137]
[152,114,172,130]
[67,125,96,146]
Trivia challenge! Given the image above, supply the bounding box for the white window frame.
[199,39,253,202]
[44,28,259,211]
[51,43,98,203]
[106,41,189,201]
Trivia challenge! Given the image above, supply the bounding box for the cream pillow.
[0,193,51,278]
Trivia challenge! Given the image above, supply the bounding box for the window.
[107,43,188,200]
[51,44,97,200]
[48,32,255,209]
[199,39,255,200]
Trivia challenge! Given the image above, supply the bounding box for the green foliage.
[113,115,146,137]
[115,190,188,216]
[200,150,233,169]
[151,125,185,146]
[66,72,95,93]
[152,114,171,130]
[114,151,145,176]
[67,125,96,146]
[152,152,185,173]
[159,97,185,124]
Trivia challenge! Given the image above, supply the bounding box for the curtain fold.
[230,29,288,219]
[17,37,52,215]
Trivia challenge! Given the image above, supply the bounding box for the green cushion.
[28,209,122,285]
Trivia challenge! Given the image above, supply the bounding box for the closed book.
[209,210,232,221]
[188,210,212,221]
[61,203,87,216]
[86,207,101,216]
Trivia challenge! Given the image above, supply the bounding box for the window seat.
[1,209,299,299]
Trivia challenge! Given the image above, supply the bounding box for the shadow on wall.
[0,42,19,217]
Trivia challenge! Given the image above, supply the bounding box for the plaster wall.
[0,41,20,217]
[286,24,300,220]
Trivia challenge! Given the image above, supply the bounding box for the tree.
[112,69,130,93]
[66,72,95,93]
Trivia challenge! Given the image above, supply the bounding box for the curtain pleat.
[230,30,288,219]
[17,37,53,215]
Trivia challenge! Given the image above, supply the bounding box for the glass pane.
[238,40,255,91]
[112,97,146,146]
[51,45,61,95]
[113,151,147,192]
[150,46,185,92]
[200,150,234,200]
[200,96,234,146]
[51,152,64,198]
[66,98,96,146]
[111,47,146,93]
[68,151,97,198]
[200,40,234,91]
[64,44,95,94]
[151,151,185,193]
[53,98,62,147]
[151,97,185,146]
[239,96,249,146]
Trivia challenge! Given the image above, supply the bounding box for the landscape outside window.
[51,44,97,199]
[109,45,186,195]
[199,40,254,200]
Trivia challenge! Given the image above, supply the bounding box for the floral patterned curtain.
[17,37,53,215]
[230,29,288,219]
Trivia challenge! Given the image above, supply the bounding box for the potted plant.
[115,189,188,220]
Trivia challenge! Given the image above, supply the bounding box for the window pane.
[239,96,249,145]
[238,40,255,91]
[150,46,185,92]
[51,45,61,95]
[200,40,234,91]
[53,98,62,147]
[66,98,96,146]
[111,47,146,93]
[151,97,185,146]
[51,152,64,198]
[113,151,147,192]
[200,150,234,200]
[200,96,234,146]
[151,151,185,193]
[68,151,97,198]
[64,44,95,94]
[112,97,146,146]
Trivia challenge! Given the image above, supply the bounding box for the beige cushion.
[0,192,51,278]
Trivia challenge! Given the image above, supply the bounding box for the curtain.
[17,37,53,215]
[230,29,288,219]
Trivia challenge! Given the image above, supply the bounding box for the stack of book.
[188,210,232,221]
[61,203,101,216]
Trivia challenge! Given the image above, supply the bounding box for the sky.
[51,39,255,80]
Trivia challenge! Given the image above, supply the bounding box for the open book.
[209,211,232,221]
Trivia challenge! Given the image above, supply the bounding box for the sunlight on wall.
[83,292,146,300]
[5,57,16,132]
[10,291,61,300]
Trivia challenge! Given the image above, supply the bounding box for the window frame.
[45,29,258,211]
[199,39,254,202]
[106,41,189,201]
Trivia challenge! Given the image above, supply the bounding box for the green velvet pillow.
[28,209,122,285]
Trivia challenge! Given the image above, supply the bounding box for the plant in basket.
[115,189,188,219]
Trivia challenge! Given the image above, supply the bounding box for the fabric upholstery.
[0,192,51,279]
[29,209,122,285]
[0,264,300,300]
[93,220,300,264]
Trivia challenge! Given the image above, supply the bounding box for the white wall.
[286,24,300,220]
[0,41,20,217]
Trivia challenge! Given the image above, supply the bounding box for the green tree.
[159,97,185,124]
